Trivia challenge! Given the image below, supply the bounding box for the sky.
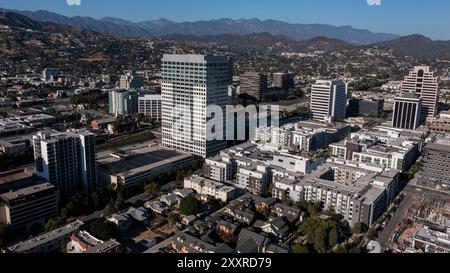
[1,0,450,40]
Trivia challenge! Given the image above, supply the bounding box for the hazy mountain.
[0,7,398,44]
[165,32,355,52]
[377,34,450,59]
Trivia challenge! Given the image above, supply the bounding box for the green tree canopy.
[179,196,200,216]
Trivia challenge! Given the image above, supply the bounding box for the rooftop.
[0,182,55,202]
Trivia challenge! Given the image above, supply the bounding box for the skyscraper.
[161,54,232,158]
[33,129,98,196]
[310,80,347,122]
[392,93,422,130]
[239,72,268,101]
[400,66,439,124]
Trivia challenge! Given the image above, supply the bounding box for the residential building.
[310,80,347,122]
[392,93,422,130]
[418,134,450,191]
[33,130,98,196]
[203,154,236,182]
[161,54,232,158]
[400,66,439,124]
[138,93,162,121]
[0,183,58,231]
[184,176,237,202]
[108,89,139,116]
[239,72,268,101]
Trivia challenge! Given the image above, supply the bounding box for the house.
[139,238,157,249]
[173,188,196,198]
[217,220,239,236]
[235,209,255,225]
[273,204,301,222]
[125,207,151,223]
[144,201,168,215]
[182,215,197,226]
[237,229,270,253]
[255,197,278,212]
[107,213,132,232]
[258,217,290,240]
[265,244,289,253]
[160,193,181,207]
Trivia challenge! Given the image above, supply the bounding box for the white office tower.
[161,54,232,158]
[310,80,347,122]
[33,130,98,197]
[401,66,439,124]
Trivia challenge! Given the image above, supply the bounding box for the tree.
[145,182,160,195]
[291,244,310,254]
[167,212,178,228]
[179,196,200,216]
[314,228,328,253]
[329,229,339,247]
[44,217,64,232]
[366,228,378,240]
[352,223,368,235]
[88,219,117,241]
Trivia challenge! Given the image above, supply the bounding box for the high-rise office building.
[119,72,144,90]
[109,89,139,116]
[400,66,439,124]
[239,72,268,101]
[161,54,232,158]
[138,93,162,121]
[273,72,295,91]
[310,80,347,122]
[33,130,98,196]
[392,94,422,130]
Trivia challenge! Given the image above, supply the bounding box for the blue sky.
[1,0,450,40]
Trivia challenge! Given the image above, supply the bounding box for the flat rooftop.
[0,169,34,185]
[0,182,55,202]
[98,146,192,177]
[6,220,84,253]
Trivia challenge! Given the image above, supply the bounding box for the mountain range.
[0,7,399,44]
[1,9,450,59]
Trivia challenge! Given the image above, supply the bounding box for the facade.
[33,130,98,196]
[204,154,237,182]
[239,72,268,101]
[392,94,422,130]
[108,89,139,116]
[0,183,58,231]
[119,72,144,90]
[418,134,450,191]
[161,54,231,158]
[138,93,162,121]
[310,80,347,122]
[184,176,237,202]
[400,66,439,124]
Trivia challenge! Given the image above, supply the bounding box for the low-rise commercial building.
[0,183,59,231]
